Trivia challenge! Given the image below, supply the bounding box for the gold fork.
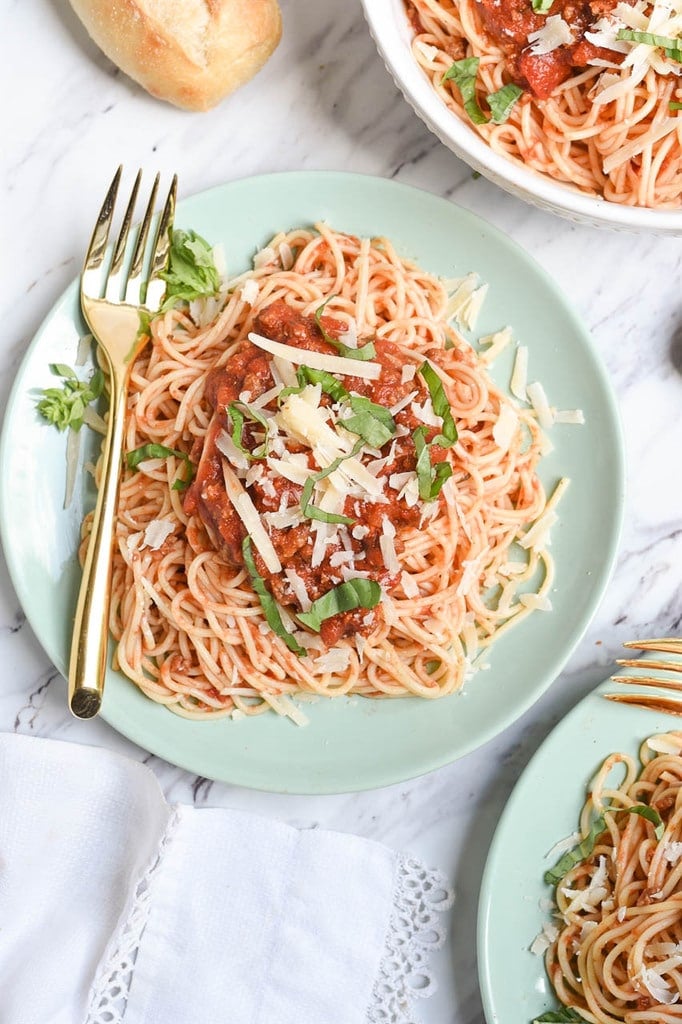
[603,638,682,715]
[68,167,177,719]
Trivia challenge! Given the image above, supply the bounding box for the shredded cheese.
[221,460,281,573]
[249,331,381,380]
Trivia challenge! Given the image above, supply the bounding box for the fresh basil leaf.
[341,395,396,448]
[425,659,441,675]
[89,369,105,400]
[160,229,220,313]
[531,0,554,11]
[227,401,270,460]
[299,441,363,526]
[418,361,458,446]
[242,536,306,656]
[616,804,665,840]
[137,310,152,340]
[544,815,607,885]
[126,442,195,491]
[315,297,376,361]
[413,426,453,501]
[277,366,350,406]
[442,57,489,125]
[533,1010,588,1023]
[297,579,382,632]
[616,27,682,60]
[670,100,682,110]
[50,363,77,379]
[37,366,104,432]
[487,83,524,124]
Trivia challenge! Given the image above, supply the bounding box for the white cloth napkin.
[0,734,453,1024]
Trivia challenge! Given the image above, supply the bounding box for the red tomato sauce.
[184,299,452,644]
[407,0,623,100]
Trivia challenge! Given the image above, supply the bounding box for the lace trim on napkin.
[84,822,452,1024]
[367,856,455,1024]
[84,807,180,1024]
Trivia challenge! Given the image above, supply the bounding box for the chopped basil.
[616,27,682,60]
[413,426,453,501]
[278,365,350,406]
[442,57,489,125]
[620,804,665,840]
[544,815,606,885]
[533,1010,588,1023]
[297,579,382,632]
[531,0,554,11]
[242,537,306,656]
[545,803,666,887]
[36,364,105,432]
[227,401,270,460]
[341,395,396,448]
[297,366,349,403]
[487,83,524,124]
[299,441,364,526]
[425,659,441,675]
[315,297,376,360]
[418,361,458,446]
[160,229,220,313]
[126,442,195,491]
[670,101,682,110]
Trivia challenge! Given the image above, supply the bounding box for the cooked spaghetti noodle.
[542,732,682,1022]
[408,0,682,207]
[86,224,562,721]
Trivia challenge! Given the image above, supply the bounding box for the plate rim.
[0,169,626,793]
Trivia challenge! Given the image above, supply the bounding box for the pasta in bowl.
[362,0,682,231]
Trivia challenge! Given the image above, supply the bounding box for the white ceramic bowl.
[361,0,682,233]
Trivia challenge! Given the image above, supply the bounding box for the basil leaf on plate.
[242,536,306,656]
[160,229,220,312]
[315,297,376,360]
[126,442,195,491]
[297,579,382,632]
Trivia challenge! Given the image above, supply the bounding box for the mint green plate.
[477,664,682,1023]
[0,172,624,793]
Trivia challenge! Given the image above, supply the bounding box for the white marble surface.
[2,0,682,1020]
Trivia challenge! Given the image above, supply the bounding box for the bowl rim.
[361,0,682,234]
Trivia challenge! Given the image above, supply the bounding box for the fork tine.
[82,166,122,296]
[104,169,142,302]
[617,657,682,673]
[623,638,682,655]
[604,693,682,716]
[144,174,177,311]
[611,674,682,692]
[124,172,160,305]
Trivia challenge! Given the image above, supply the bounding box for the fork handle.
[68,368,127,718]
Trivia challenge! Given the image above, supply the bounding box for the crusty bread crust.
[69,0,282,111]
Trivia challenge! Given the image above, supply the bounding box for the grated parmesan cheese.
[142,519,175,551]
[492,404,518,451]
[240,278,259,305]
[527,381,554,429]
[480,326,513,365]
[528,14,573,53]
[510,345,529,401]
[249,331,381,380]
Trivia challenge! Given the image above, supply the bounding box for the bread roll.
[69,0,282,111]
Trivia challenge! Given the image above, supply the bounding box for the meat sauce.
[184,300,452,646]
[408,0,623,100]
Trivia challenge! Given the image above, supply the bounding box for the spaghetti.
[89,225,562,721]
[540,732,682,1022]
[407,0,682,207]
